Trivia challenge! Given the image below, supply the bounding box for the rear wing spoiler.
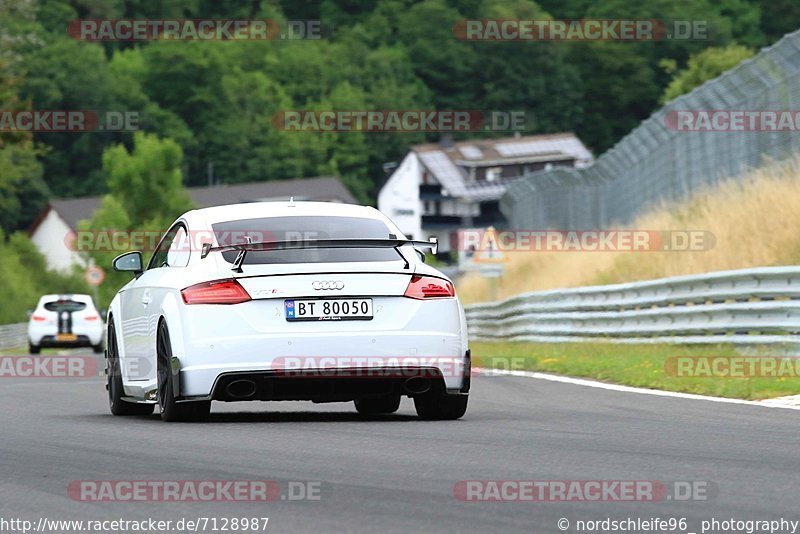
[200,237,438,272]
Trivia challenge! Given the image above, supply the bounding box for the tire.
[414,393,468,420]
[107,321,154,416]
[28,343,40,355]
[354,395,401,415]
[157,322,210,422]
[92,343,104,354]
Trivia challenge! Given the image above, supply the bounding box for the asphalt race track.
[1,351,799,534]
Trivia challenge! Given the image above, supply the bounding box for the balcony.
[422,213,505,228]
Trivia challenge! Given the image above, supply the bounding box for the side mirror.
[414,248,426,263]
[112,251,143,275]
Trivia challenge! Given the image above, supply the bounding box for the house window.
[486,167,502,181]
[423,201,439,216]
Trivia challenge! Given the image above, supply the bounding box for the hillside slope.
[458,157,800,303]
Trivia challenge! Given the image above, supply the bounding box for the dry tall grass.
[457,157,800,304]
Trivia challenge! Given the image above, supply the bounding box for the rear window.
[211,216,400,265]
[43,299,87,313]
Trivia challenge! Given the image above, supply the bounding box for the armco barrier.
[0,323,27,350]
[464,266,800,345]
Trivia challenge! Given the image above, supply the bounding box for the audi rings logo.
[312,280,345,290]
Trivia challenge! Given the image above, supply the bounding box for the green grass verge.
[471,341,800,400]
[0,347,82,356]
[0,346,27,356]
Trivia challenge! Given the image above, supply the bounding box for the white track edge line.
[474,368,800,410]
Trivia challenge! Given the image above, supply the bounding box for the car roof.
[183,201,385,226]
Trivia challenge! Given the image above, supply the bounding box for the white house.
[29,176,356,272]
[377,132,593,254]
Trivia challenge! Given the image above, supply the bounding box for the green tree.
[2,0,791,222]
[318,82,371,203]
[569,42,660,153]
[396,0,480,110]
[101,132,192,227]
[0,230,89,324]
[84,133,193,305]
[203,68,307,184]
[757,0,800,44]
[20,37,123,197]
[660,44,755,103]
[0,144,47,234]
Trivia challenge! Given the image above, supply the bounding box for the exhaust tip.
[404,376,432,395]
[225,379,257,399]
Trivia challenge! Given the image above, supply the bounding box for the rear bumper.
[29,327,104,347]
[207,366,465,403]
[166,295,468,399]
[178,332,467,398]
[36,335,95,348]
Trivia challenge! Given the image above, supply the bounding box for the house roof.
[49,196,106,232]
[33,176,357,233]
[412,133,593,202]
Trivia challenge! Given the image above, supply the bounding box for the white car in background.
[27,294,105,354]
[106,201,470,422]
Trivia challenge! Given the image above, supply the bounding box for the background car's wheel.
[28,343,40,355]
[354,395,401,415]
[413,392,468,420]
[157,322,210,422]
[107,321,154,416]
[92,343,104,354]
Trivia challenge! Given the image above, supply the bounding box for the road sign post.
[85,264,105,306]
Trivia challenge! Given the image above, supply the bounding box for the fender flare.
[159,292,186,399]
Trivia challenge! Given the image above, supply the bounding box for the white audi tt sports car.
[106,201,470,422]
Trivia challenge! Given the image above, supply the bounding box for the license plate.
[285,299,373,321]
[56,333,77,342]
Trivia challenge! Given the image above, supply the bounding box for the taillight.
[84,315,100,321]
[403,275,455,299]
[31,315,47,321]
[181,279,251,305]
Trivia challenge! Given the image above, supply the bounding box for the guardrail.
[464,266,800,345]
[0,323,27,351]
